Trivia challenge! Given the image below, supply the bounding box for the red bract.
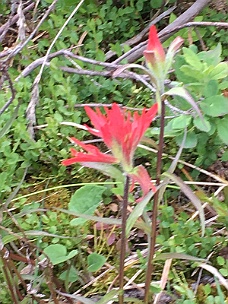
[62,137,118,166]
[62,103,158,197]
[143,25,165,67]
[84,103,158,171]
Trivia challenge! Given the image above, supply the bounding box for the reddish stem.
[144,98,165,303]
[119,175,130,304]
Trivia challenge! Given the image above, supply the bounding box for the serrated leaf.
[87,253,106,272]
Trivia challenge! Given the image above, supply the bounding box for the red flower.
[62,137,118,166]
[143,25,165,68]
[62,103,158,197]
[84,103,158,171]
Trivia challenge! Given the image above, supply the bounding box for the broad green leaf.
[69,185,106,226]
[176,131,197,148]
[87,253,106,272]
[171,115,192,130]
[180,65,204,81]
[60,266,79,283]
[204,80,218,98]
[43,244,78,265]
[193,116,211,132]
[151,0,163,8]
[198,43,222,66]
[216,116,228,144]
[201,95,228,117]
[162,172,205,236]
[208,62,228,80]
[182,47,203,70]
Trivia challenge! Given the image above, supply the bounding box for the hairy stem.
[119,175,130,304]
[144,98,165,303]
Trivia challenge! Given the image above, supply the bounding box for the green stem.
[144,98,165,303]
[119,175,130,304]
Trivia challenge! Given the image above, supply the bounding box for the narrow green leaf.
[0,101,20,138]
[155,252,205,262]
[126,191,154,237]
[53,207,121,225]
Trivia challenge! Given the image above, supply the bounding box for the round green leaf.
[59,266,79,283]
[87,253,106,272]
[201,96,228,117]
[69,185,106,226]
[193,116,211,132]
[176,131,197,148]
[170,115,192,130]
[43,244,78,265]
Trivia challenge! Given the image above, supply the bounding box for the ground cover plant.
[0,0,228,303]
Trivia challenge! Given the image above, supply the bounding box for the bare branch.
[1,0,57,61]
[113,0,211,64]
[0,1,35,42]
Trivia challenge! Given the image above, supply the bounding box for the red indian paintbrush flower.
[143,25,184,82]
[62,103,158,197]
[143,25,165,67]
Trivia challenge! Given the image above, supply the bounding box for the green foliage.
[69,185,106,226]
[43,244,78,265]
[152,44,228,166]
[87,253,106,272]
[1,0,228,302]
